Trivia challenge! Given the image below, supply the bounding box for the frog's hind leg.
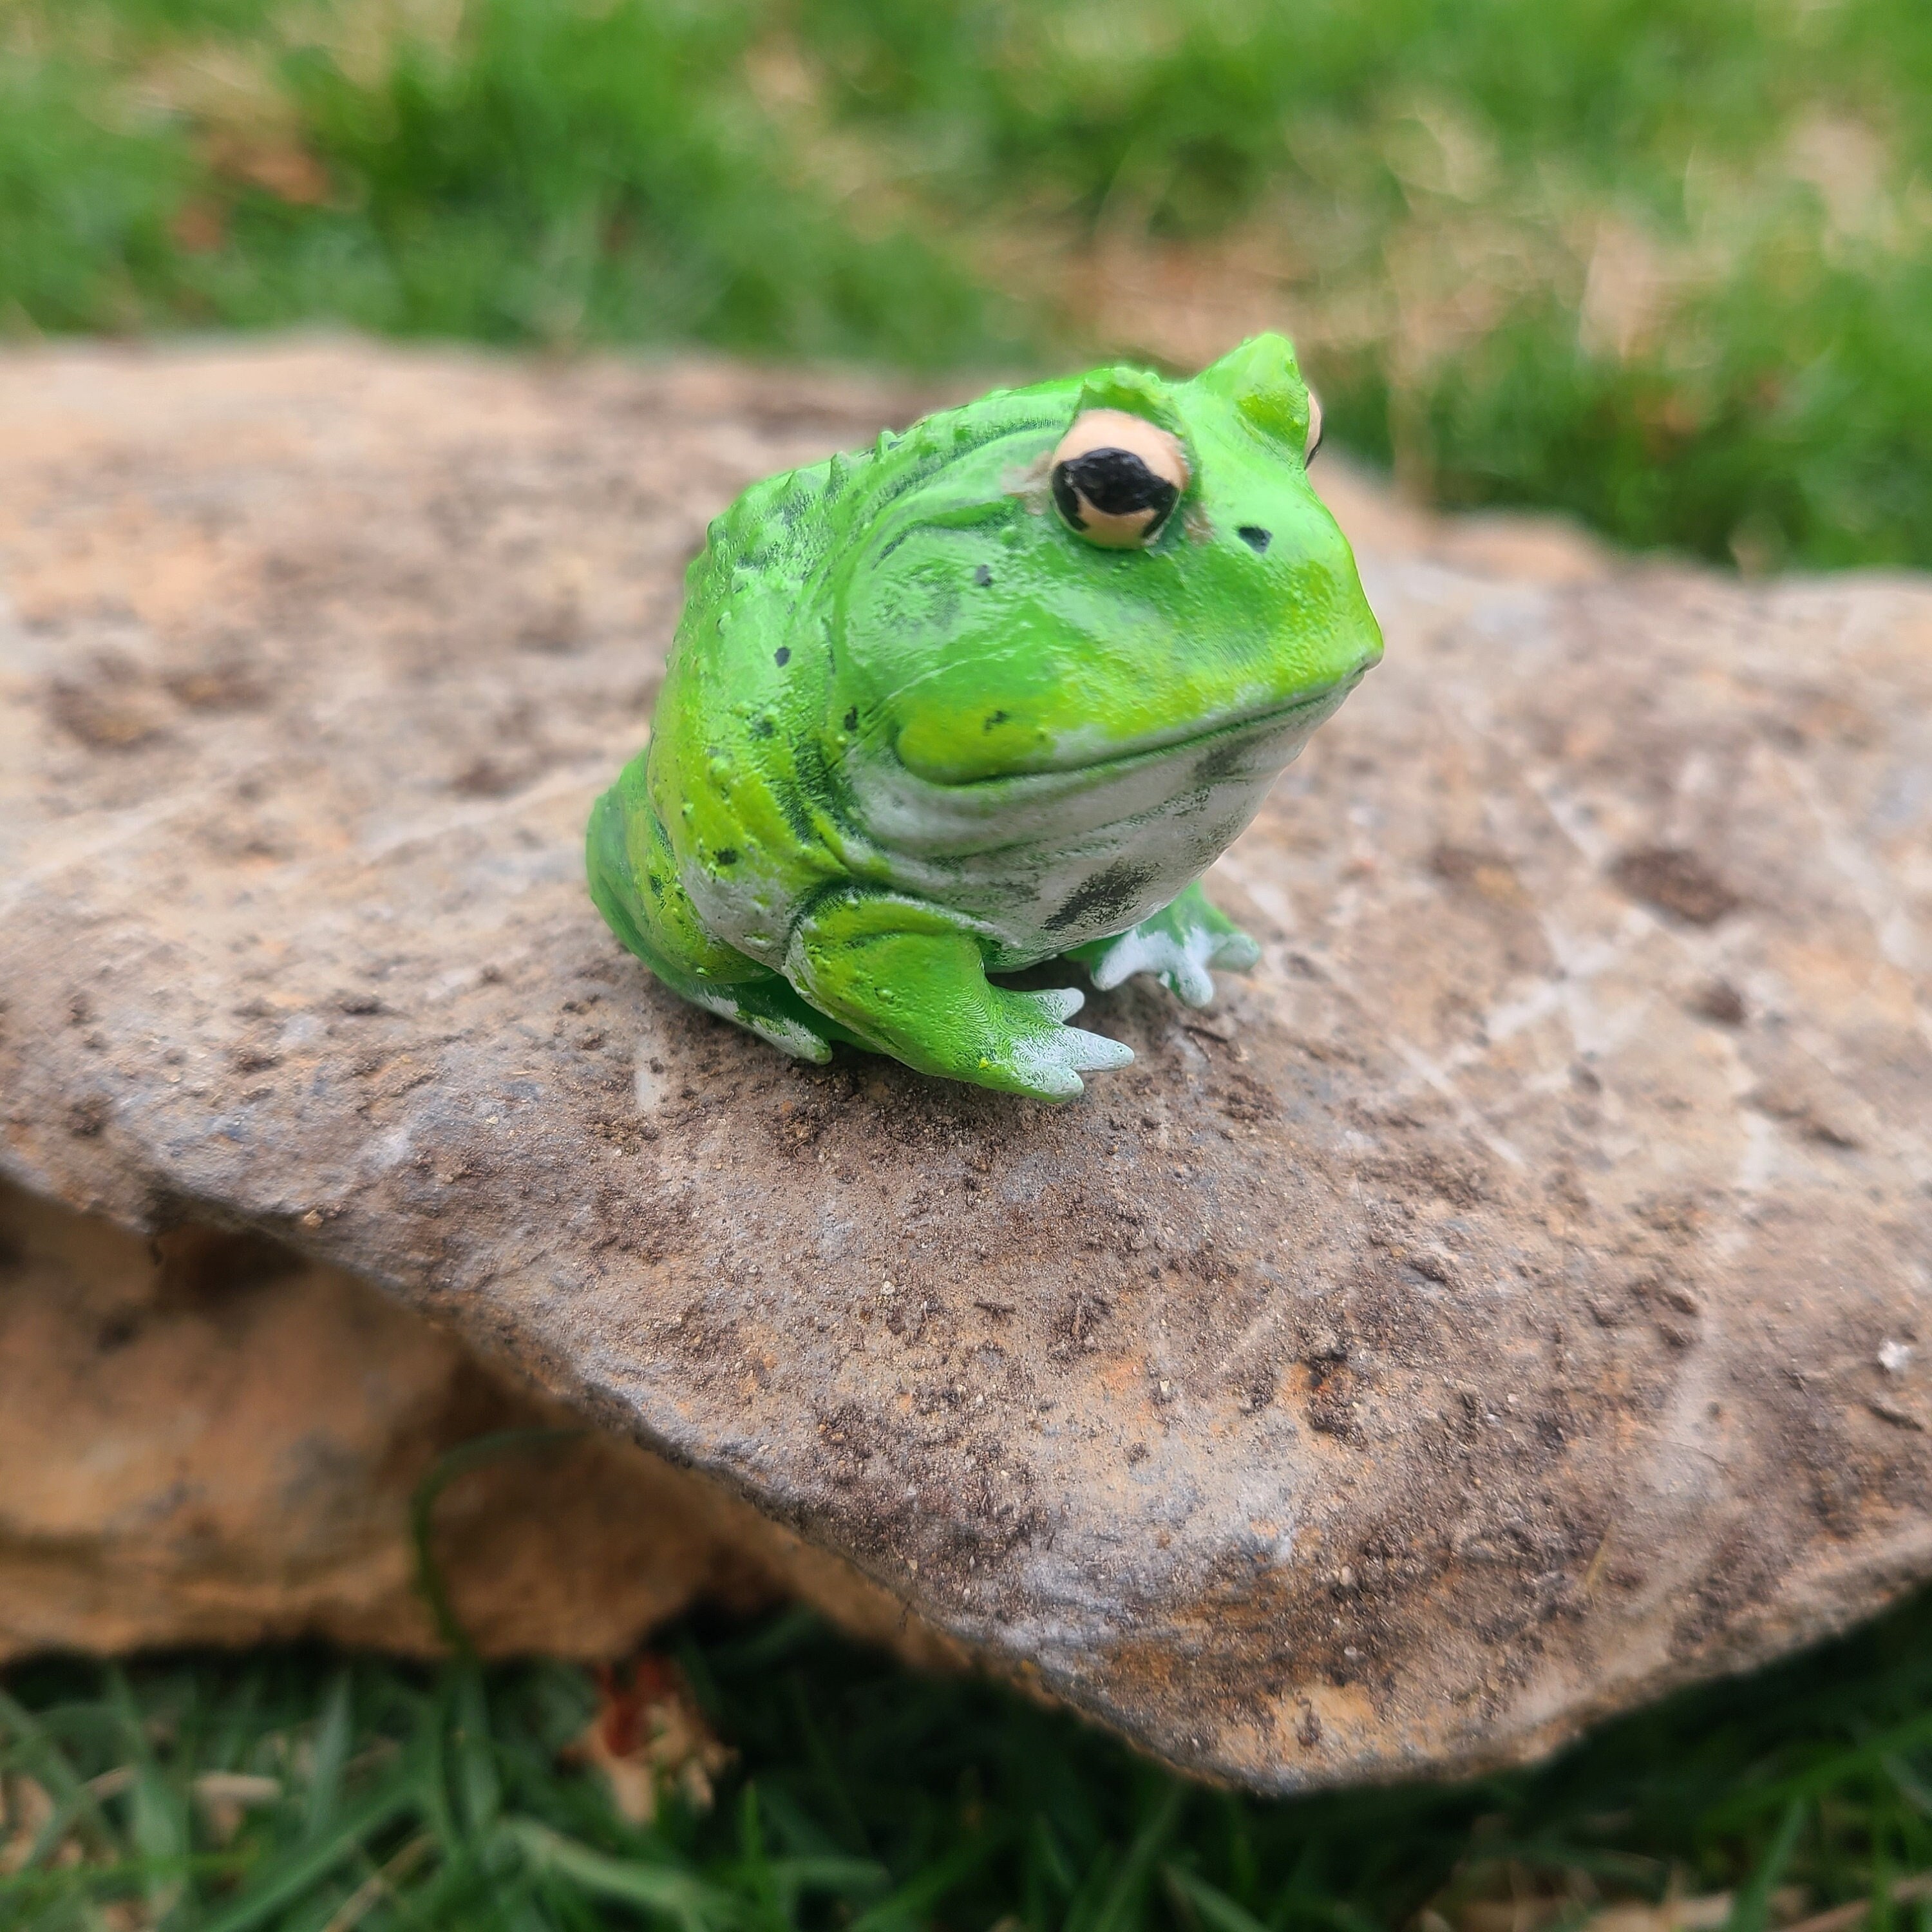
[786,887,1134,1100]
[587,781,857,1063]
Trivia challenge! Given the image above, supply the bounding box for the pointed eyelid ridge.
[1187,332,1313,458]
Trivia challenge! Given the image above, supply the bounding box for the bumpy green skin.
[587,334,1382,1100]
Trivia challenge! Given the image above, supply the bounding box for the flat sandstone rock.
[2,340,1929,1791]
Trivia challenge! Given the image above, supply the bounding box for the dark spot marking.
[753,716,776,738]
[1045,860,1157,934]
[1193,739,1252,784]
[842,706,859,733]
[714,848,739,867]
[784,736,841,842]
[1237,525,1272,553]
[973,563,993,586]
[984,709,1010,732]
[773,647,791,667]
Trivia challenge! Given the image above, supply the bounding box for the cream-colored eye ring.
[1305,389,1324,462]
[1049,409,1189,548]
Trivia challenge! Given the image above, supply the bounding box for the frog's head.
[828,334,1382,791]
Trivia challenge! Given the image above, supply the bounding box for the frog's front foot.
[997,985,1139,1098]
[787,891,1133,1101]
[1067,878,1262,1010]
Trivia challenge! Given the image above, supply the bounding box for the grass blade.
[196,1777,417,1932]
[1727,1799,1811,1932]
[1094,1783,1187,1932]
[0,1687,118,1859]
[306,1671,355,1842]
[1164,1865,1271,1932]
[846,1828,1009,1932]
[503,1815,741,1932]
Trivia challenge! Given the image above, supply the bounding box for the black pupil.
[1052,447,1178,536]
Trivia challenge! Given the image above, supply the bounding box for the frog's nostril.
[1237,525,1272,553]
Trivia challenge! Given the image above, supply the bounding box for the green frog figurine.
[588,334,1381,1099]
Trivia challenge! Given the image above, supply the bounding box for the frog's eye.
[1050,409,1189,549]
[1305,389,1325,464]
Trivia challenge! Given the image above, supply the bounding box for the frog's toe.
[1086,925,1220,1006]
[740,1011,836,1063]
[1080,937,1141,994]
[1164,923,1260,1004]
[1083,912,1262,1009]
[1020,985,1087,1024]
[1007,1023,1135,1099]
[1063,1027,1136,1074]
[1159,951,1218,1009]
[998,986,1132,1098]
[1210,929,1263,973]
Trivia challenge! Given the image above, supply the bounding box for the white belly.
[847,694,1341,965]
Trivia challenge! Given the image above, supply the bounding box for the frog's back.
[643,432,927,962]
[681,453,843,630]
[649,390,1084,916]
[681,386,1077,624]
[661,434,884,748]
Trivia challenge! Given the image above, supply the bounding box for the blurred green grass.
[8,1587,1932,1932]
[3,0,1929,567]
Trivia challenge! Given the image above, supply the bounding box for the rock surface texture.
[2,341,1929,1792]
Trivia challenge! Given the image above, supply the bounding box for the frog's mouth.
[852,674,1366,863]
[898,675,1360,791]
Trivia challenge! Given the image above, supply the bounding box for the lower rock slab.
[0,1179,958,1674]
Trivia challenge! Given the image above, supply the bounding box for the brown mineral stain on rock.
[1610,845,1745,925]
[163,659,269,713]
[48,672,172,751]
[1689,980,1747,1026]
